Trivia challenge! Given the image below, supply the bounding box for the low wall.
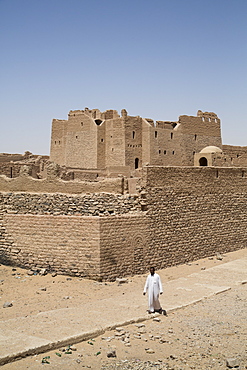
[0,174,124,194]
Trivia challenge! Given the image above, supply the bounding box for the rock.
[3,302,13,308]
[67,277,72,281]
[40,287,47,291]
[107,350,116,358]
[116,278,128,284]
[115,327,124,332]
[146,348,155,354]
[135,323,145,328]
[226,358,240,368]
[153,317,161,322]
[27,270,34,276]
[216,253,223,260]
[39,268,47,276]
[51,272,57,277]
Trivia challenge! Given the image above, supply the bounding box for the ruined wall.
[143,166,247,270]
[0,174,125,194]
[223,145,247,167]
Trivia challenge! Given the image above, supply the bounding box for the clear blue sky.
[0,0,246,155]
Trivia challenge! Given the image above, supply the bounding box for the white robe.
[143,273,163,312]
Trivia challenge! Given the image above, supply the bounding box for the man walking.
[143,267,163,314]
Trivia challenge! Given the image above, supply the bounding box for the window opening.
[155,131,157,138]
[101,138,104,142]
[171,133,173,139]
[159,150,161,154]
[172,150,175,155]
[132,131,135,139]
[10,167,13,178]
[199,157,208,166]
[135,158,139,169]
[194,134,197,140]
[164,150,166,154]
[95,119,103,126]
[216,170,219,178]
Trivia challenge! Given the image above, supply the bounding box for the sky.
[0,0,246,155]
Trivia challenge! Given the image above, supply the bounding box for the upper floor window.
[155,131,157,138]
[132,131,135,139]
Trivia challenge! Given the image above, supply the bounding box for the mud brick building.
[0,108,247,280]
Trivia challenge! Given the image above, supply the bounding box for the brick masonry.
[0,166,247,281]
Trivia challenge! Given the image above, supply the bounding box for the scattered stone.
[66,277,72,281]
[107,350,116,358]
[216,253,223,260]
[226,358,240,368]
[168,329,173,333]
[135,323,145,328]
[39,268,47,276]
[27,270,34,276]
[51,272,57,277]
[115,327,124,332]
[146,348,155,354]
[116,278,128,284]
[208,256,214,260]
[153,317,161,322]
[3,302,13,308]
[40,287,47,291]
[201,267,206,270]
[63,296,72,300]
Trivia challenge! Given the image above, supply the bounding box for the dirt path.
[1,249,246,369]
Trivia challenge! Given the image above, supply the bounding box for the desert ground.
[1,248,246,369]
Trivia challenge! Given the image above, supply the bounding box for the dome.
[200,146,222,154]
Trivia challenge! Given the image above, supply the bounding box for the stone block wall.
[2,214,101,279]
[1,166,247,281]
[142,166,247,270]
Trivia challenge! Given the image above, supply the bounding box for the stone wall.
[0,174,125,194]
[1,214,101,279]
[1,166,247,281]
[0,192,142,280]
[143,166,247,270]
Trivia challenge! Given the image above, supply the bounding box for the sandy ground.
[1,248,246,369]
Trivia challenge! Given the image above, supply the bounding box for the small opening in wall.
[202,117,205,122]
[155,131,157,138]
[194,134,197,141]
[101,138,104,142]
[215,119,217,123]
[55,141,56,144]
[10,167,13,179]
[242,171,245,178]
[216,170,219,178]
[237,154,239,158]
[171,133,173,139]
[59,141,61,144]
[208,118,211,122]
[193,151,195,155]
[164,150,166,155]
[132,131,135,139]
[159,150,161,154]
[95,119,103,126]
[199,157,208,166]
[76,136,78,139]
[135,157,139,169]
[172,150,175,155]
[81,122,83,126]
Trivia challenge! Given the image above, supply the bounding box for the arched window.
[199,157,208,166]
[135,158,139,169]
